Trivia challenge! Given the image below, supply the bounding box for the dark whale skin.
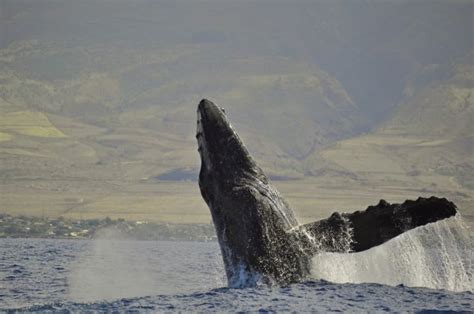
[300,197,457,253]
[196,99,458,286]
[197,99,312,286]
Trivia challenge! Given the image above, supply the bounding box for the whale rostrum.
[196,99,457,287]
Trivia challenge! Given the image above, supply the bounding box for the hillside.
[0,0,472,224]
[303,58,473,222]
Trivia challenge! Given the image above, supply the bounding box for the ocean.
[1,217,472,312]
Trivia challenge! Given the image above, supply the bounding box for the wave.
[311,215,473,292]
[7,280,472,313]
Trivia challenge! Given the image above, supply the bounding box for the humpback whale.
[196,99,457,287]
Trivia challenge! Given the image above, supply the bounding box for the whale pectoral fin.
[299,196,457,253]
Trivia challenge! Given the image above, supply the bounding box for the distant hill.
[0,0,472,222]
[0,39,363,179]
[304,56,473,213]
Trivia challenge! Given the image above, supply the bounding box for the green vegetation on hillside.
[0,111,66,138]
[0,213,216,241]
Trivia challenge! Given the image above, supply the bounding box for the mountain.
[303,56,473,222]
[0,0,472,223]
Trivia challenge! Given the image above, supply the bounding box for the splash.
[310,215,472,292]
[67,227,160,302]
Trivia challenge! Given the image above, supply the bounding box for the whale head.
[196,99,310,286]
[196,98,258,177]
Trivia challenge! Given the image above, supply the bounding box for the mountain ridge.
[0,0,472,224]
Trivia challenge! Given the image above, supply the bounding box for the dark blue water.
[1,222,472,312]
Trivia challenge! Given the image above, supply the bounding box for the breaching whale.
[196,99,457,287]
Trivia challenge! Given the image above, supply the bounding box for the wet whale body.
[196,99,457,287]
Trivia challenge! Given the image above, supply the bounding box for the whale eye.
[220,107,226,113]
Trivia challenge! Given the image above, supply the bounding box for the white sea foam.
[67,228,159,302]
[310,215,473,292]
[67,227,226,302]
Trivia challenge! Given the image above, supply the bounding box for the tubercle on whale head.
[196,99,262,181]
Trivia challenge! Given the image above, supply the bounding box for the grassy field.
[0,112,471,228]
[1,177,472,228]
[0,109,471,229]
[0,111,67,139]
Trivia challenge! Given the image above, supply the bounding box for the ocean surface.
[0,217,472,312]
